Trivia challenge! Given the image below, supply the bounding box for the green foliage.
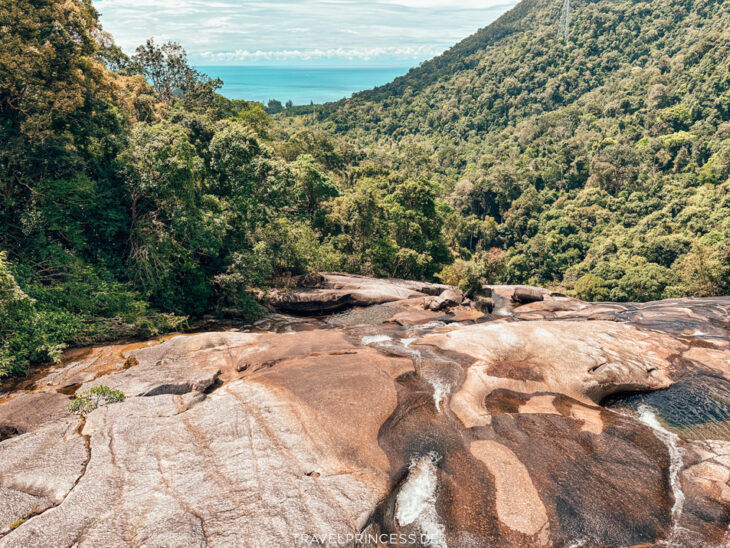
[68,385,126,416]
[302,0,730,301]
[232,101,272,137]
[266,100,284,115]
[130,39,222,111]
[3,0,730,380]
[0,252,77,379]
[8,519,26,531]
[317,177,452,279]
[574,274,610,302]
[438,248,507,294]
[293,155,339,222]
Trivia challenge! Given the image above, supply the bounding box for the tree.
[387,179,451,279]
[293,155,339,222]
[266,100,284,114]
[232,102,272,137]
[0,252,78,378]
[121,121,205,311]
[574,274,610,301]
[131,39,222,110]
[675,244,729,297]
[0,0,123,217]
[589,144,640,195]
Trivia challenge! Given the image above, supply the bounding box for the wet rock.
[419,320,682,416]
[1,280,729,547]
[677,439,730,543]
[76,334,228,397]
[28,337,177,394]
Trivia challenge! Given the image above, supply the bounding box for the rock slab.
[1,283,729,547]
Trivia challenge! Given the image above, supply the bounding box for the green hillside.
[1,0,728,380]
[299,0,730,300]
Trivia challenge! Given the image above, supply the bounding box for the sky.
[92,0,519,66]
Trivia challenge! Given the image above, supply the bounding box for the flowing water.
[604,371,730,441]
[605,372,730,547]
[361,334,393,346]
[395,452,447,548]
[636,405,688,543]
[331,304,466,416]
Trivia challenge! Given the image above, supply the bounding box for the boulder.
[427,288,464,311]
[512,286,545,304]
[269,273,452,313]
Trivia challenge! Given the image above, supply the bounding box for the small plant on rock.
[8,518,26,530]
[68,385,125,416]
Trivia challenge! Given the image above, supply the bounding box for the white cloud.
[201,45,447,62]
[92,0,518,65]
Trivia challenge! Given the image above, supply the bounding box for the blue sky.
[92,0,518,66]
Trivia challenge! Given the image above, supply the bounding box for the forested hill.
[296,0,730,301]
[328,0,541,106]
[1,0,728,380]
[317,0,728,141]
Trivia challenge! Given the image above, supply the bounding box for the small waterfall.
[360,331,453,414]
[401,342,453,414]
[361,334,392,345]
[395,452,447,548]
[429,379,452,413]
[636,405,687,543]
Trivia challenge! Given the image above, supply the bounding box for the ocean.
[197,66,410,106]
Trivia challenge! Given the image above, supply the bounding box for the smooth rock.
[269,273,451,313]
[513,287,545,304]
[428,288,464,311]
[0,392,71,437]
[1,283,729,547]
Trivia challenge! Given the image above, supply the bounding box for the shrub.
[8,519,26,530]
[438,248,507,295]
[68,386,126,416]
[0,252,78,379]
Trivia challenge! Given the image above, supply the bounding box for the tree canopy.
[1,0,728,380]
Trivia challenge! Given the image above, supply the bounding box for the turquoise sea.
[197,66,410,106]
